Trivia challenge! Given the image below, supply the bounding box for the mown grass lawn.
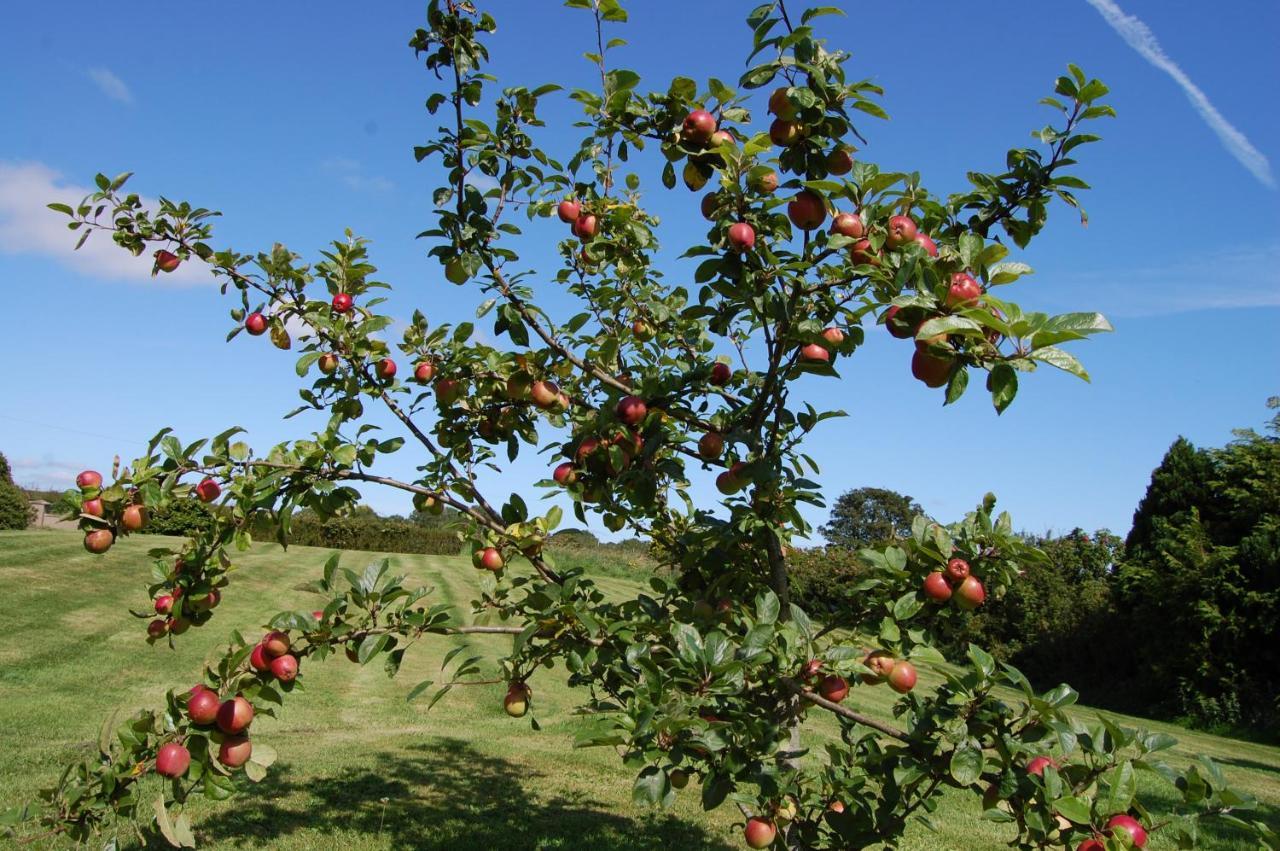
[1,529,1276,849]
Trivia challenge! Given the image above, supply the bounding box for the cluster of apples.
[147,577,222,640]
[75,469,146,554]
[884,266,988,389]
[551,394,649,502]
[154,685,257,779]
[921,557,986,610]
[1015,757,1149,849]
[556,197,602,269]
[249,630,301,682]
[799,652,918,704]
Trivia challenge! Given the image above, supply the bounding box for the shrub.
[0,452,30,530]
[138,499,217,537]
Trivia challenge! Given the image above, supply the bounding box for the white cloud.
[0,161,206,284]
[87,67,133,104]
[1084,0,1275,189]
[320,158,394,193]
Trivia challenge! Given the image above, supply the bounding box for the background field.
[1,529,1276,849]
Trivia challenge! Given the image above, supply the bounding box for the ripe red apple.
[631,320,655,341]
[945,558,971,584]
[709,362,731,386]
[194,477,221,503]
[435,378,463,405]
[76,470,103,490]
[250,643,272,672]
[700,192,720,221]
[861,651,895,685]
[727,222,756,252]
[788,190,826,230]
[800,343,830,363]
[408,361,434,384]
[318,353,339,375]
[244,312,268,336]
[923,572,952,602]
[716,462,748,495]
[270,654,299,682]
[826,148,854,175]
[375,357,397,380]
[911,350,952,388]
[504,682,531,717]
[744,817,777,849]
[216,696,254,734]
[821,327,845,347]
[914,232,939,257]
[552,462,577,486]
[166,616,190,635]
[698,432,724,461]
[474,547,504,572]
[194,588,220,611]
[84,529,114,554]
[187,688,220,725]
[556,199,580,223]
[749,170,779,194]
[81,498,104,517]
[155,743,190,778]
[849,238,879,266]
[331,292,353,313]
[767,87,797,120]
[955,576,986,610]
[155,594,175,615]
[121,504,145,532]
[883,305,915,339]
[1106,815,1148,848]
[769,118,802,147]
[1026,756,1059,777]
[888,660,917,694]
[831,213,864,239]
[616,395,647,426]
[219,735,253,768]
[262,631,290,658]
[154,250,181,273]
[682,109,717,145]
[800,658,823,681]
[885,215,919,249]
[828,800,845,814]
[1076,840,1105,851]
[146,619,168,638]
[573,213,598,240]
[817,675,849,703]
[529,380,560,409]
[946,272,982,308]
[710,129,734,148]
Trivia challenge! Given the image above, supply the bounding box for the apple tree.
[10,2,1274,849]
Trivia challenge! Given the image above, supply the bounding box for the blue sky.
[1,1,1276,542]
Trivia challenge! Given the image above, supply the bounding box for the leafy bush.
[138,499,217,537]
[282,512,461,556]
[787,546,869,616]
[0,452,30,530]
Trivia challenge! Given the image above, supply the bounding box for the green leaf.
[1052,795,1093,824]
[949,745,984,785]
[755,591,780,625]
[406,679,435,702]
[1031,346,1090,381]
[986,363,1017,414]
[632,765,670,806]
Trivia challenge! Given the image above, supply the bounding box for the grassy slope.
[0,530,1275,850]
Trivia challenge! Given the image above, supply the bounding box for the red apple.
[435,378,463,405]
[945,557,971,584]
[250,643,272,672]
[826,148,854,175]
[1106,815,1148,848]
[216,696,254,734]
[700,192,720,221]
[166,616,190,635]
[84,529,114,554]
[530,380,560,409]
[861,651,895,685]
[219,735,253,768]
[1026,756,1059,777]
[331,292,353,313]
[76,470,103,490]
[709,362,731,386]
[821,327,845,346]
[410,361,435,383]
[727,222,756,252]
[885,215,919,249]
[375,357,397,380]
[947,272,982,308]
[1077,841,1105,851]
[955,576,986,610]
[616,395,647,426]
[744,817,777,849]
[716,462,748,495]
[749,170,779,194]
[850,238,879,266]
[155,743,190,778]
[911,350,952,388]
[914,232,939,257]
[888,660,917,694]
[154,250,181,273]
[767,87,797,120]
[194,477,221,503]
[187,689,220,725]
[474,547,504,572]
[828,800,845,814]
[800,343,830,363]
[270,654,299,682]
[244,312,268,336]
[155,594,175,615]
[318,353,339,375]
[82,498,104,517]
[682,109,717,145]
[801,658,823,681]
[121,504,145,532]
[553,462,577,485]
[573,213,598,240]
[884,305,916,339]
[923,572,952,602]
[698,432,724,461]
[788,190,826,230]
[831,213,864,239]
[262,631,290,658]
[556,199,580,223]
[146,619,168,638]
[710,129,734,148]
[817,675,849,703]
[769,118,802,147]
[194,588,220,611]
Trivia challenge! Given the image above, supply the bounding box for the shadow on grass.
[190,737,734,851]
[1138,778,1280,846]
[1216,755,1280,777]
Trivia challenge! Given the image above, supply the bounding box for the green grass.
[1,529,1276,849]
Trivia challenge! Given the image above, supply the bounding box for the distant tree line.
[801,400,1279,740]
